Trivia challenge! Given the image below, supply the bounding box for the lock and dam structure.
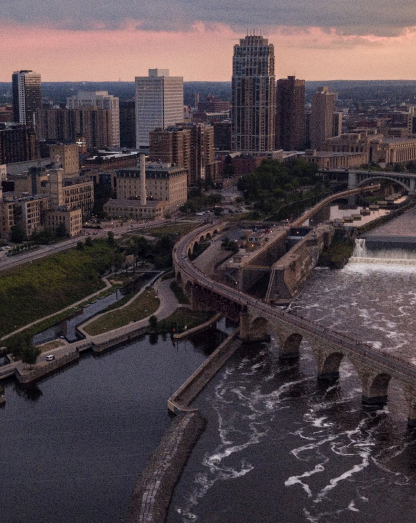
[173,220,416,426]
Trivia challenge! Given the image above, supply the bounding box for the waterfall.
[353,238,367,257]
[350,238,416,265]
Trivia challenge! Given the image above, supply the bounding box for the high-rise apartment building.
[275,76,305,151]
[310,86,335,149]
[135,69,184,149]
[66,91,120,148]
[149,123,217,185]
[12,70,42,128]
[36,106,112,150]
[231,35,275,152]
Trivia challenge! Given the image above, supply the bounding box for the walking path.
[0,276,184,382]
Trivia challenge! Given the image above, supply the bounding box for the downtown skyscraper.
[231,35,275,153]
[135,69,184,149]
[275,76,305,151]
[12,70,42,128]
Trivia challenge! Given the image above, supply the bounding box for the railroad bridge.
[174,221,416,425]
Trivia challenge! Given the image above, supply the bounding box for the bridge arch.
[248,316,271,341]
[362,372,391,405]
[279,332,303,360]
[317,351,344,381]
[356,175,409,193]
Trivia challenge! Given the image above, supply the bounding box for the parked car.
[46,354,55,361]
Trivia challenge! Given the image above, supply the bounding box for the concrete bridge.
[173,221,416,426]
[320,168,416,194]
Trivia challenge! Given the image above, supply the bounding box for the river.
[167,260,416,523]
[0,325,229,523]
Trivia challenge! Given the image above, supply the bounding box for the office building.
[275,76,305,151]
[310,86,335,149]
[135,69,184,149]
[231,35,275,152]
[12,70,42,128]
[67,91,120,148]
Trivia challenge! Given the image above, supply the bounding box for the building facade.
[310,86,336,149]
[149,123,217,185]
[275,76,305,151]
[67,91,120,148]
[231,35,275,153]
[12,70,42,129]
[119,100,136,148]
[104,163,187,219]
[0,125,37,164]
[49,143,80,176]
[135,69,184,149]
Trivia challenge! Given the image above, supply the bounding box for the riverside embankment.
[125,328,241,523]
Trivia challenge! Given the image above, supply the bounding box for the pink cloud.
[2,22,416,82]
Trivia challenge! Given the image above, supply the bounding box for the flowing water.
[168,255,416,523]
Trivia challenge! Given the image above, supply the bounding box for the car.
[46,354,55,361]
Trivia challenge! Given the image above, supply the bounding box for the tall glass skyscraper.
[12,70,42,128]
[231,35,275,152]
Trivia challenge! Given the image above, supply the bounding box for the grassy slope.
[0,249,105,337]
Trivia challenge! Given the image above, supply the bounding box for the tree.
[55,222,67,239]
[149,315,158,331]
[20,341,41,369]
[10,224,26,243]
[107,231,116,247]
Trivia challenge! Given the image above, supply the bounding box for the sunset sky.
[2,0,416,82]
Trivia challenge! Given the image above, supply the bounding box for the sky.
[2,0,416,82]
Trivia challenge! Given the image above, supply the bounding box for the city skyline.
[2,0,416,82]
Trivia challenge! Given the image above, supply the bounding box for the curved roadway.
[174,221,416,385]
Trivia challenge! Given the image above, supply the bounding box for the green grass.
[84,288,160,336]
[0,250,108,337]
[156,309,213,334]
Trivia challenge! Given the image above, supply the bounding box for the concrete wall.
[267,225,334,302]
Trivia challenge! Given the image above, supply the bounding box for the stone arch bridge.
[174,221,416,425]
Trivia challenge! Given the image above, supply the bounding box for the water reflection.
[0,319,233,523]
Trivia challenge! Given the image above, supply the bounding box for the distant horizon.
[3,79,416,84]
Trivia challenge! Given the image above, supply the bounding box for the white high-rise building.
[135,69,184,149]
[66,90,120,148]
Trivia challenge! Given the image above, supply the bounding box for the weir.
[351,238,416,265]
